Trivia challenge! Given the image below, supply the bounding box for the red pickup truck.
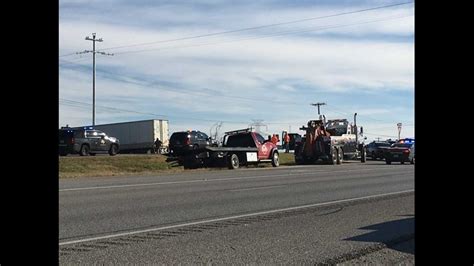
[180,128,280,169]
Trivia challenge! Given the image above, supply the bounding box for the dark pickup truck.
[176,128,280,169]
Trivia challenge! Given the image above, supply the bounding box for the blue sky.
[59,0,414,141]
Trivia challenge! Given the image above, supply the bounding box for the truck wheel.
[372,151,376,160]
[90,153,96,156]
[401,161,405,164]
[361,149,366,163]
[295,156,304,165]
[228,153,239,169]
[411,157,415,164]
[336,148,343,164]
[80,145,90,156]
[386,160,391,165]
[183,155,199,169]
[271,151,279,167]
[329,148,337,165]
[109,144,119,156]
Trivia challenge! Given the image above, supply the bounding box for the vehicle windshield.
[326,126,347,136]
[170,132,190,141]
[59,130,73,138]
[255,133,265,144]
[326,120,349,136]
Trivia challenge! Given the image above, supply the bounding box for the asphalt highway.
[59,161,414,264]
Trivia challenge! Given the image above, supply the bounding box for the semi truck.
[92,119,169,154]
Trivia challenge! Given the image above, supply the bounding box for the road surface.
[59,161,414,264]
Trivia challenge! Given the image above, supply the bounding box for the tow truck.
[179,128,280,169]
[294,113,366,164]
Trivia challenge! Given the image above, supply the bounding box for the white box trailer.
[93,119,169,153]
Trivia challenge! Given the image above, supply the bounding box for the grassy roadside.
[59,152,295,179]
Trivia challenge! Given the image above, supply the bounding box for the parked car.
[365,141,391,160]
[383,142,413,164]
[59,127,120,156]
[169,130,213,156]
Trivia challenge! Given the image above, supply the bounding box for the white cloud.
[59,1,414,138]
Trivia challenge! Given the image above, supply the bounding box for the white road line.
[59,189,414,246]
[229,185,286,192]
[59,167,411,192]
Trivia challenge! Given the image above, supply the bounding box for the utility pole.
[397,123,402,140]
[310,102,326,115]
[76,33,113,126]
[311,102,326,120]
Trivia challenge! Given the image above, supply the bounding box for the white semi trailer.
[93,119,169,154]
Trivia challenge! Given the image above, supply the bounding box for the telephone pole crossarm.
[310,102,326,116]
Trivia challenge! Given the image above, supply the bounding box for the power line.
[325,104,413,125]
[94,1,413,53]
[59,52,81,58]
[59,57,90,67]
[112,14,413,56]
[59,59,305,106]
[59,59,414,127]
[59,98,251,124]
[58,2,413,57]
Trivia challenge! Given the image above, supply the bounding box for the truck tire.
[411,157,415,164]
[336,148,343,164]
[271,151,279,167]
[183,155,200,169]
[329,148,337,165]
[295,155,303,165]
[372,151,376,160]
[109,144,119,156]
[228,153,240,169]
[386,160,391,165]
[361,149,366,163]
[80,145,90,156]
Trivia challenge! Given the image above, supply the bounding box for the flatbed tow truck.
[172,128,280,169]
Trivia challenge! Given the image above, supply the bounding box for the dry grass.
[278,152,295,165]
[59,154,180,178]
[59,152,296,178]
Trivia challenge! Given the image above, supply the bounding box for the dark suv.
[59,127,120,156]
[169,130,212,156]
